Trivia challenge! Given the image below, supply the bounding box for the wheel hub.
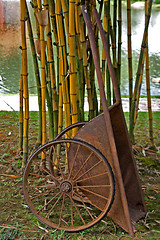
[60,181,72,193]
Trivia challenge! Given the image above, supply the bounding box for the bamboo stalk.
[20,0,29,170]
[36,4,48,150]
[134,53,145,124]
[26,1,42,145]
[61,0,69,36]
[117,0,121,93]
[69,0,78,134]
[75,0,84,121]
[127,0,133,120]
[146,41,154,146]
[44,0,58,139]
[129,0,153,143]
[49,0,59,90]
[79,9,94,120]
[55,0,71,133]
[19,60,23,152]
[145,0,154,147]
[32,0,40,39]
[104,0,111,106]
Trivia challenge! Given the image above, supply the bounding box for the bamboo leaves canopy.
[19,0,154,165]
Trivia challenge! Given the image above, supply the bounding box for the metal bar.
[81,5,134,237]
[93,8,121,103]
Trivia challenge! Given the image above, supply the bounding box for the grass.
[0,111,160,239]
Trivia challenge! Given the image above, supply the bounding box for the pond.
[0,0,160,96]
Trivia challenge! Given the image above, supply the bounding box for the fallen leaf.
[148,195,156,200]
[154,220,160,224]
[0,174,21,178]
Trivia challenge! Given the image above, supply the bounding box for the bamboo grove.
[19,0,154,168]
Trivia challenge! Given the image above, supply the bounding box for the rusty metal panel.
[73,103,146,234]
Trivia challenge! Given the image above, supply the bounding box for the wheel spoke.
[23,139,115,231]
[73,159,103,183]
[70,195,74,226]
[33,160,60,184]
[68,144,80,180]
[76,172,109,183]
[58,194,65,227]
[30,188,55,200]
[51,145,65,180]
[29,173,53,181]
[37,190,60,214]
[75,184,111,188]
[72,152,93,180]
[69,195,86,225]
[27,183,57,189]
[73,191,95,220]
[78,186,109,200]
[45,192,63,219]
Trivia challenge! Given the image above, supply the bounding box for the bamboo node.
[70,113,78,116]
[55,12,63,16]
[30,2,37,9]
[47,32,52,36]
[43,3,49,7]
[63,10,69,14]
[48,60,54,64]
[53,42,58,46]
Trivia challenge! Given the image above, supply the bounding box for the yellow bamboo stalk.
[19,60,23,152]
[55,0,71,132]
[69,0,78,134]
[61,0,69,36]
[134,53,145,124]
[20,0,29,169]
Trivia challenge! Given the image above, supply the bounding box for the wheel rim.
[23,139,115,232]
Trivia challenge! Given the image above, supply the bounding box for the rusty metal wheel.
[49,122,87,175]
[54,121,87,140]
[23,139,115,232]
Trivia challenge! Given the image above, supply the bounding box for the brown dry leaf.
[0,174,21,178]
[154,220,160,224]
[148,195,156,200]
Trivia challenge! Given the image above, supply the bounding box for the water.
[0,1,160,96]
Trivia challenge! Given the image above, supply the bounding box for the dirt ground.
[0,111,160,239]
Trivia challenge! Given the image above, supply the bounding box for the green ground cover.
[0,111,160,239]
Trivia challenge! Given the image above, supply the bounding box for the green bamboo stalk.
[26,1,42,145]
[36,6,48,149]
[44,0,58,140]
[75,0,84,121]
[104,0,111,106]
[145,0,154,147]
[129,0,153,143]
[146,41,154,147]
[127,0,133,120]
[117,0,122,93]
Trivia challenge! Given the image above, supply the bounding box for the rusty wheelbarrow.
[23,6,146,236]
